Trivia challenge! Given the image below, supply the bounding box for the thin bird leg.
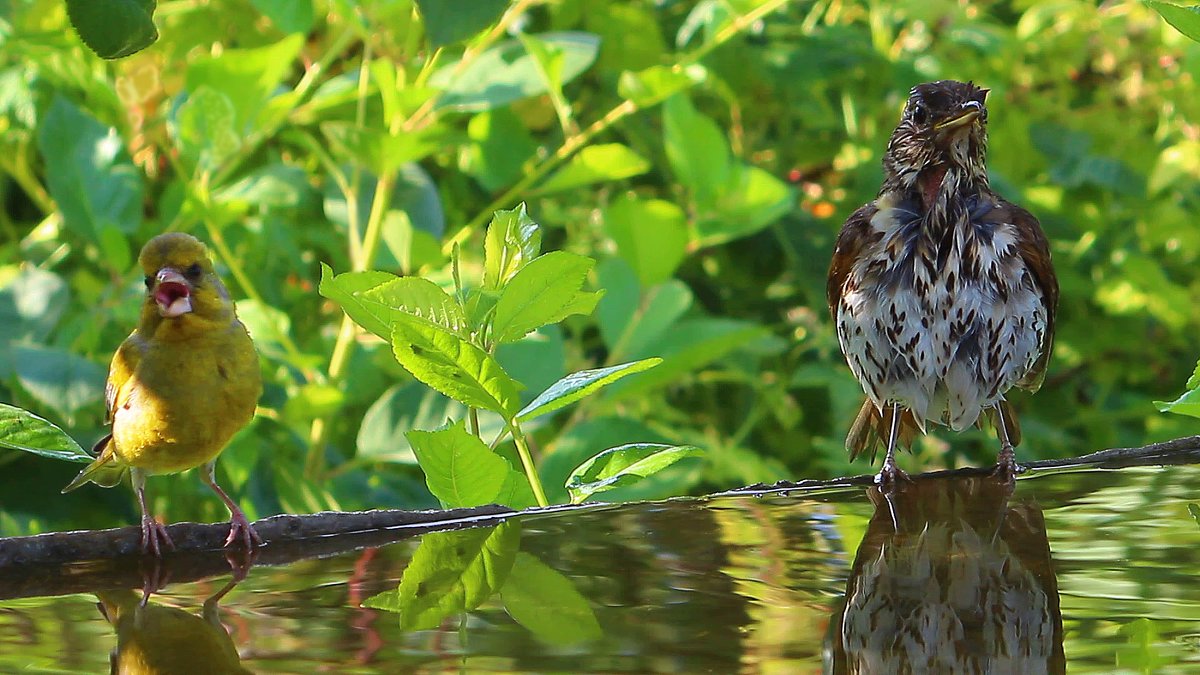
[875,402,911,490]
[992,403,1021,482]
[133,468,174,557]
[200,461,263,549]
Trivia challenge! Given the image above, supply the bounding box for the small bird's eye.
[911,103,928,125]
[185,263,202,280]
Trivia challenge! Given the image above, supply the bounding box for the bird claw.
[874,462,912,493]
[224,510,263,550]
[140,517,175,557]
[991,442,1024,483]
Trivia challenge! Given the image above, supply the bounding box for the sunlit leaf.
[491,251,593,344]
[415,0,508,47]
[407,420,511,508]
[186,35,304,132]
[391,317,521,416]
[501,553,602,644]
[318,263,399,340]
[484,204,542,290]
[603,195,689,286]
[518,359,662,422]
[252,0,313,35]
[535,144,651,195]
[699,164,794,246]
[1146,1,1200,43]
[0,404,89,463]
[176,86,241,172]
[662,93,730,206]
[363,521,520,630]
[617,64,706,108]
[567,443,703,503]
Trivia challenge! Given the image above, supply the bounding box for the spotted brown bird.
[64,232,263,555]
[827,81,1058,487]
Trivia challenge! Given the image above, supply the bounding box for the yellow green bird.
[64,232,262,555]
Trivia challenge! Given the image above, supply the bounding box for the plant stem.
[510,422,549,507]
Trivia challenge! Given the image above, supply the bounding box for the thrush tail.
[846,399,921,463]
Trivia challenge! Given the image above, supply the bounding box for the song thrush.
[827,80,1058,488]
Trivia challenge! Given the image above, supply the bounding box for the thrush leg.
[874,402,911,491]
[200,461,263,549]
[992,403,1021,483]
[133,468,174,557]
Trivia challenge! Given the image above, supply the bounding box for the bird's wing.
[827,203,878,319]
[104,333,142,424]
[1000,201,1058,392]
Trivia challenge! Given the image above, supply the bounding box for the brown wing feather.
[995,200,1058,391]
[827,204,878,320]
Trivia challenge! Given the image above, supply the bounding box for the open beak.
[934,101,983,135]
[153,268,193,317]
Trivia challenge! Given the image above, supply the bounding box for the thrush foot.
[992,443,1023,483]
[874,462,912,492]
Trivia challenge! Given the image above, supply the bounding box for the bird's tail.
[983,400,1023,447]
[62,433,128,492]
[845,399,921,463]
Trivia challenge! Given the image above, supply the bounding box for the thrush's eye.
[911,103,929,125]
[185,263,202,280]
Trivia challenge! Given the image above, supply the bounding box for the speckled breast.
[835,192,1048,430]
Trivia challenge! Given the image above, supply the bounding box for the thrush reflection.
[96,570,252,674]
[829,476,1063,674]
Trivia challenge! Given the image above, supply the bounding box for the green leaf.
[252,0,314,35]
[1146,1,1200,42]
[320,122,439,175]
[0,267,68,343]
[38,96,143,242]
[186,35,304,132]
[1155,387,1200,419]
[358,383,510,465]
[175,86,241,172]
[0,403,89,463]
[431,32,600,112]
[464,109,538,192]
[492,252,594,344]
[415,0,509,47]
[663,93,730,206]
[361,276,468,335]
[617,64,706,108]
[566,443,703,504]
[699,164,794,246]
[66,0,157,59]
[14,345,106,422]
[391,317,521,416]
[363,521,520,630]
[318,263,399,340]
[282,383,345,423]
[517,358,662,422]
[1189,503,1200,529]
[484,204,542,291]
[496,326,567,407]
[406,420,511,508]
[603,195,689,286]
[535,144,651,195]
[500,553,602,645]
[596,269,693,360]
[609,318,767,399]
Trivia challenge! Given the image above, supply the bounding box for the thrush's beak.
[153,268,193,317]
[934,101,983,134]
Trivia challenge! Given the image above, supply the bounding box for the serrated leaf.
[518,358,662,422]
[484,204,541,290]
[535,144,651,195]
[501,553,602,645]
[406,420,512,507]
[318,263,399,339]
[66,0,158,59]
[1146,1,1200,42]
[567,443,703,504]
[361,277,468,335]
[392,317,521,416]
[0,404,89,463]
[492,252,593,344]
[363,521,520,630]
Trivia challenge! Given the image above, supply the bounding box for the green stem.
[510,421,549,507]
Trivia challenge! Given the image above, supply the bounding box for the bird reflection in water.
[828,475,1063,674]
[95,556,254,674]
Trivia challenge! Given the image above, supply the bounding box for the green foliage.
[566,443,703,504]
[0,404,89,463]
[1,0,1199,536]
[66,0,159,59]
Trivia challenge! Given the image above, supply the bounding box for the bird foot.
[992,443,1023,483]
[224,509,263,550]
[873,462,912,493]
[140,516,175,557]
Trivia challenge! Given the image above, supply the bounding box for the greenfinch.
[64,233,262,555]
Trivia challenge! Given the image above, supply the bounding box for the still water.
[2,463,1199,673]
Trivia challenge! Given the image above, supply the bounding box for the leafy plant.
[322,204,695,508]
